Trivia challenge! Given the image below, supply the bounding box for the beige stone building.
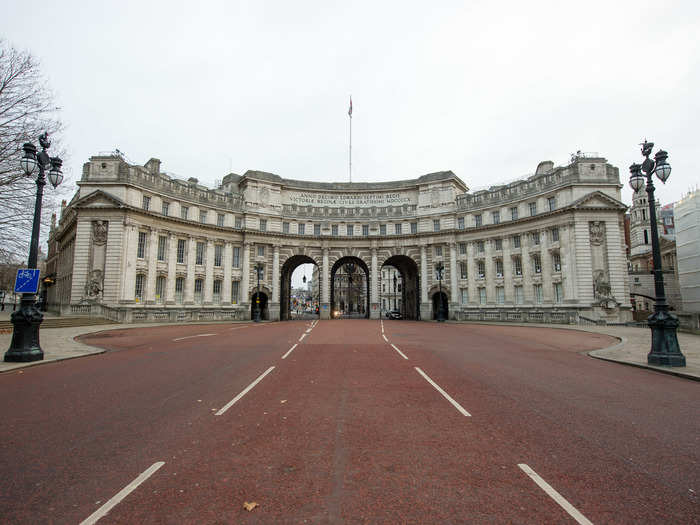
[45,152,632,323]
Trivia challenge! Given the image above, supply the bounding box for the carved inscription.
[287,192,412,207]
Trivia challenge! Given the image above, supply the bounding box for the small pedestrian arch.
[330,256,370,318]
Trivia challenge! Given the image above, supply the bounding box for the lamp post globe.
[628,140,685,367]
[5,133,63,362]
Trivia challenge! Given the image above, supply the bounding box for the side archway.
[380,255,420,320]
[280,254,320,321]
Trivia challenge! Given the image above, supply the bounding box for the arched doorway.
[331,256,370,319]
[380,255,420,320]
[431,290,448,320]
[251,290,269,320]
[280,255,320,321]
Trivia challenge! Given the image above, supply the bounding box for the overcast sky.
[4,0,699,210]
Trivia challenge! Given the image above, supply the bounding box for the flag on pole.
[348,96,352,117]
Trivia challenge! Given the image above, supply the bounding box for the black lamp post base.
[4,299,44,362]
[647,310,685,367]
[253,308,261,322]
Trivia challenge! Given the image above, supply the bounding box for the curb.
[588,347,700,382]
[1,348,107,374]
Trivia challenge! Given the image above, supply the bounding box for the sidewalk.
[1,320,699,380]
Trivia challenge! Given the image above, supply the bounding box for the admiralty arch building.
[46,152,632,324]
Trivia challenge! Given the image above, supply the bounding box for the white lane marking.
[299,333,307,341]
[282,344,298,359]
[79,462,165,525]
[382,334,388,343]
[215,366,276,416]
[228,326,249,331]
[172,333,216,342]
[518,464,594,525]
[306,328,312,333]
[390,343,409,360]
[414,367,471,417]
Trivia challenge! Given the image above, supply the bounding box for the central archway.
[381,255,420,320]
[280,255,320,321]
[330,256,370,319]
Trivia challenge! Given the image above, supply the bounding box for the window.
[433,219,440,232]
[642,209,647,221]
[510,207,518,220]
[155,276,165,303]
[283,222,290,234]
[532,232,540,245]
[231,281,240,304]
[162,201,169,216]
[200,210,207,224]
[181,206,189,220]
[298,224,305,235]
[477,260,486,278]
[196,242,205,265]
[461,288,468,304]
[553,253,561,272]
[135,274,145,302]
[235,216,242,229]
[477,240,485,253]
[157,236,167,261]
[257,245,265,257]
[137,231,147,259]
[474,215,482,227]
[314,224,321,236]
[332,224,339,236]
[380,224,386,235]
[411,222,417,234]
[496,286,505,304]
[347,225,354,236]
[492,211,500,224]
[459,243,467,255]
[194,278,203,304]
[534,284,543,303]
[529,202,537,216]
[259,219,267,232]
[435,246,442,256]
[547,196,556,211]
[363,225,369,236]
[142,196,151,211]
[458,217,465,230]
[514,285,524,304]
[213,280,222,305]
[460,262,468,279]
[512,234,521,248]
[214,245,222,267]
[554,282,563,303]
[513,256,522,276]
[644,230,649,244]
[175,277,184,304]
[533,253,542,273]
[495,259,504,277]
[494,238,502,251]
[395,224,401,235]
[551,227,559,242]
[177,239,186,264]
[233,247,240,268]
[479,287,486,305]
[217,213,225,227]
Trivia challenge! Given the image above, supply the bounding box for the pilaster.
[166,233,176,304]
[146,229,158,304]
[204,240,214,304]
[185,236,195,304]
[222,242,232,305]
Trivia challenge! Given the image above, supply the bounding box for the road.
[0,320,697,524]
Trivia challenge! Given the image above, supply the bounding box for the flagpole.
[349,101,352,183]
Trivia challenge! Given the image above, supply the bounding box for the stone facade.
[45,152,632,323]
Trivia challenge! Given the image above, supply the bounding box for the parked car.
[386,309,402,320]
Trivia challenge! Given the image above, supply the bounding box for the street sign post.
[14,269,41,294]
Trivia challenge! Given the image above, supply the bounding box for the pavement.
[1,312,699,380]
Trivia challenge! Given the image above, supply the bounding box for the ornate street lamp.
[435,262,445,322]
[5,133,63,362]
[629,140,685,366]
[253,262,264,322]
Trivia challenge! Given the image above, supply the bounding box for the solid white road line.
[299,333,307,341]
[414,367,471,417]
[215,366,276,416]
[282,344,298,359]
[382,334,388,342]
[306,328,312,333]
[172,333,216,342]
[228,326,249,331]
[517,464,594,525]
[79,461,165,525]
[390,343,409,360]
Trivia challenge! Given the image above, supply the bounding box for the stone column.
[241,242,251,310]
[541,228,552,303]
[370,248,379,319]
[166,233,177,304]
[120,224,138,303]
[320,248,330,319]
[270,245,280,321]
[503,236,513,303]
[420,245,430,320]
[485,239,495,304]
[449,243,459,311]
[522,236,532,304]
[184,236,195,305]
[146,229,158,304]
[204,240,214,305]
[222,242,232,305]
[560,225,573,302]
[467,242,477,306]
[70,220,94,305]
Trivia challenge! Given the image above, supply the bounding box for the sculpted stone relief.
[589,221,617,308]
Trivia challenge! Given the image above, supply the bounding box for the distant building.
[675,190,700,326]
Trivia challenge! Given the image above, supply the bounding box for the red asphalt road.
[0,320,698,524]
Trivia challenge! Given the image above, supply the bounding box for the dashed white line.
[414,367,471,417]
[299,333,307,341]
[306,328,312,333]
[228,326,249,331]
[215,366,276,416]
[518,464,594,525]
[382,334,388,343]
[282,344,298,359]
[172,333,216,342]
[79,461,165,525]
[390,343,409,360]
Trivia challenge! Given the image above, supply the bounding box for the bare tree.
[0,39,65,264]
